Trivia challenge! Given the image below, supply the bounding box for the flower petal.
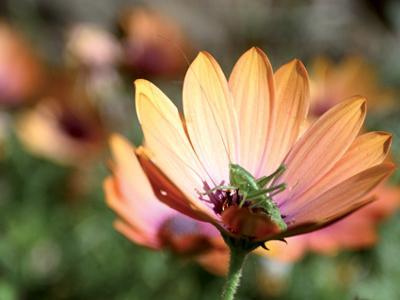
[229,47,274,175]
[137,148,219,223]
[183,51,239,184]
[135,79,216,219]
[104,178,162,249]
[287,162,395,227]
[276,96,366,207]
[114,219,161,249]
[263,59,310,175]
[283,131,392,215]
[105,135,176,248]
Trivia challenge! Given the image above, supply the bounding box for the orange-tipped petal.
[183,51,239,184]
[263,59,310,175]
[135,79,215,219]
[229,47,274,175]
[284,131,392,214]
[275,96,366,207]
[289,162,395,227]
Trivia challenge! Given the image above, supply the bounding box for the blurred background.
[1,0,400,299]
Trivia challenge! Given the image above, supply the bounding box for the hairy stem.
[221,247,248,300]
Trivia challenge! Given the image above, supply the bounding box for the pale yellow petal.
[263,59,310,175]
[229,47,274,176]
[289,162,395,225]
[183,51,239,184]
[275,96,366,207]
[135,79,216,219]
[283,131,392,214]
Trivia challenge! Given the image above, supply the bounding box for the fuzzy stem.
[221,246,248,300]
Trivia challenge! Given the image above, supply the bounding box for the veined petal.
[183,52,239,184]
[135,79,215,219]
[262,59,310,175]
[275,96,366,207]
[283,131,392,214]
[287,162,395,226]
[229,47,274,175]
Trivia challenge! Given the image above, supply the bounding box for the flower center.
[198,164,288,232]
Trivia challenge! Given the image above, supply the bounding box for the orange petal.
[289,162,395,226]
[284,131,392,214]
[275,96,366,207]
[229,47,274,175]
[114,219,161,249]
[135,79,215,219]
[183,51,239,184]
[263,59,310,175]
[110,134,161,206]
[104,177,162,248]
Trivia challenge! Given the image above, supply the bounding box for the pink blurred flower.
[16,74,105,166]
[104,134,229,275]
[309,56,394,117]
[65,23,121,70]
[119,7,191,77]
[0,23,43,106]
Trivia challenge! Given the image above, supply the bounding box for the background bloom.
[309,56,394,117]
[16,75,105,166]
[119,7,191,77]
[104,134,228,275]
[0,23,43,106]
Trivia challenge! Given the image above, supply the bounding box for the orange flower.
[132,47,394,246]
[0,23,43,105]
[119,7,191,77]
[16,75,105,166]
[104,134,228,275]
[309,56,393,117]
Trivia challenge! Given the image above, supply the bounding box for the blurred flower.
[65,23,122,70]
[133,47,394,245]
[0,22,43,106]
[309,56,394,117]
[16,75,105,165]
[104,134,228,275]
[119,7,191,77]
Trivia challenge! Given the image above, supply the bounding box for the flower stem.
[221,246,248,300]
